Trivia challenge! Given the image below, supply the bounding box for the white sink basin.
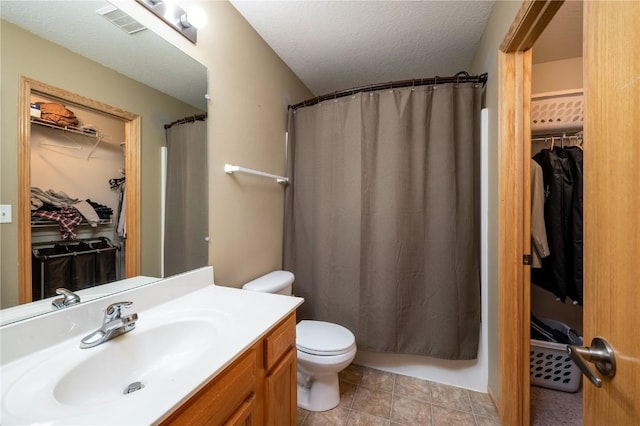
[54,318,218,406]
[2,309,230,422]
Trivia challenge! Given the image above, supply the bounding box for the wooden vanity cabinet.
[161,312,297,426]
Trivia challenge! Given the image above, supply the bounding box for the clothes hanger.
[37,133,82,150]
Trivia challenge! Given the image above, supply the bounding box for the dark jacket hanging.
[532,146,583,305]
[565,146,583,304]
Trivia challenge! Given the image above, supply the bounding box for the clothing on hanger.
[530,159,550,268]
[531,145,583,305]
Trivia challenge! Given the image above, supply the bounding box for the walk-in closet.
[529,2,584,424]
[29,92,126,300]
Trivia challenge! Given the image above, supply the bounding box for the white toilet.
[243,271,357,412]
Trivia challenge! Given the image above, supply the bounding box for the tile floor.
[297,364,499,426]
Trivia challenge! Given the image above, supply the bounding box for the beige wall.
[111,1,313,287]
[469,0,522,403]
[532,56,583,94]
[0,21,202,308]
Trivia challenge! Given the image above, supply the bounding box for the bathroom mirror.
[0,1,208,323]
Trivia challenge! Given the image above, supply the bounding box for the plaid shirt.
[32,206,83,240]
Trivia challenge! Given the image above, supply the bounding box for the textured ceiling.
[0,0,207,110]
[230,0,495,95]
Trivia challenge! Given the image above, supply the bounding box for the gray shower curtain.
[284,83,482,360]
[164,119,208,277]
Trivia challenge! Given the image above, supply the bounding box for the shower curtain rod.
[164,112,208,130]
[290,71,488,110]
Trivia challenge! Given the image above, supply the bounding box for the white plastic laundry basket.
[530,318,583,392]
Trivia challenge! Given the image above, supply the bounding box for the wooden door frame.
[497,1,565,425]
[18,77,141,303]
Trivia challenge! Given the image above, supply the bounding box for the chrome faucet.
[51,288,80,309]
[80,302,138,349]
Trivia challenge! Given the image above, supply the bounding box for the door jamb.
[498,1,564,425]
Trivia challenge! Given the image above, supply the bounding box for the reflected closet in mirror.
[19,78,142,304]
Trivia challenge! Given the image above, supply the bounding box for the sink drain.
[124,381,144,395]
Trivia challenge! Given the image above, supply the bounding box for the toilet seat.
[296,320,356,356]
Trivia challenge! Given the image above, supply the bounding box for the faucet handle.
[51,288,80,309]
[105,301,133,319]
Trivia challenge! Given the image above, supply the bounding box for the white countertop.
[0,267,303,425]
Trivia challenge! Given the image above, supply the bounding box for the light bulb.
[183,5,207,29]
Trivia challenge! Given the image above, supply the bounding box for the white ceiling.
[230,0,496,95]
[0,0,207,110]
[231,0,583,96]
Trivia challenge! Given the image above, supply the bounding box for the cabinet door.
[265,348,297,426]
[224,394,257,426]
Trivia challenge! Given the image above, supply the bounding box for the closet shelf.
[31,117,99,139]
[31,218,113,228]
[531,89,583,134]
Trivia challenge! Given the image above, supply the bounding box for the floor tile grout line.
[388,372,397,420]
[429,400,434,426]
[431,401,478,417]
[465,388,475,416]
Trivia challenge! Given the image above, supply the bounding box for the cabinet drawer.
[264,313,296,370]
[223,393,257,426]
[161,346,258,425]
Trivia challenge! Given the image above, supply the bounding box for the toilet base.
[297,372,340,412]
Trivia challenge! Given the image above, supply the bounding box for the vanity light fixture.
[135,0,207,44]
[181,6,208,29]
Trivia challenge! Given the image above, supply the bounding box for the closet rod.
[290,71,488,110]
[224,164,289,185]
[532,130,583,143]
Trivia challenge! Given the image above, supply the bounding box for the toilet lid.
[296,320,356,356]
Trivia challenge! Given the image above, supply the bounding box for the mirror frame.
[17,77,141,303]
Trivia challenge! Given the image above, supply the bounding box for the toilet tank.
[242,271,295,295]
